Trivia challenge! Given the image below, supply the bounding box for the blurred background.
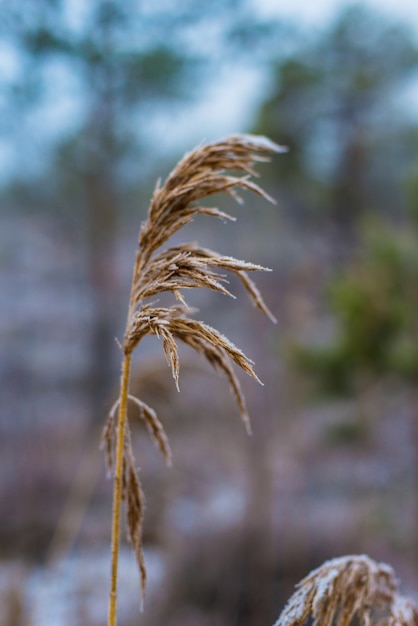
[1,0,418,624]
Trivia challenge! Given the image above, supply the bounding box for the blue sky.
[147,0,418,157]
[3,0,418,183]
[257,0,418,28]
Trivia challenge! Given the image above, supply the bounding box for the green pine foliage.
[294,218,418,394]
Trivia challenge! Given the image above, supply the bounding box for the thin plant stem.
[101,136,285,621]
[108,350,132,626]
[108,251,144,626]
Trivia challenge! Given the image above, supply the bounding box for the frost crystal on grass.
[274,555,418,626]
[104,134,284,609]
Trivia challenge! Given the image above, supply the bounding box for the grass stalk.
[108,350,132,626]
[101,135,286,624]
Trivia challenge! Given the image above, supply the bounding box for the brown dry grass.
[102,134,285,624]
[274,555,418,626]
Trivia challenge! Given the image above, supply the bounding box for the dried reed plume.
[274,555,418,626]
[102,134,285,625]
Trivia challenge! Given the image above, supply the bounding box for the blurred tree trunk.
[79,3,125,426]
[239,335,280,626]
[84,166,120,423]
[332,125,368,260]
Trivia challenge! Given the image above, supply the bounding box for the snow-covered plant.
[274,554,418,626]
